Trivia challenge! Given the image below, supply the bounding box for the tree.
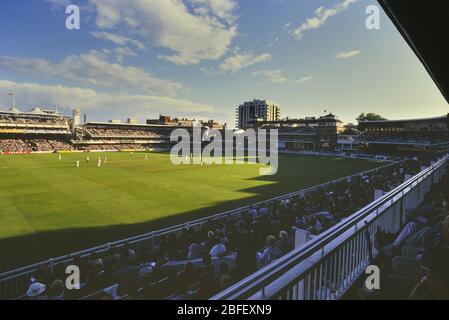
[357,113,387,122]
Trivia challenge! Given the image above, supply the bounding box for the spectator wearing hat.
[188,235,206,260]
[210,241,227,257]
[26,282,47,300]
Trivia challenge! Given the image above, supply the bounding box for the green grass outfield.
[0,152,384,271]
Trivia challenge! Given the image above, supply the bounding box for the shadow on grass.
[0,155,384,272]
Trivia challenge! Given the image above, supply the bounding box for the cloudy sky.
[0,0,447,126]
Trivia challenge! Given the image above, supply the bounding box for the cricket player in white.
[104,157,107,164]
[86,156,90,163]
[145,154,148,160]
[59,154,62,160]
[76,160,80,168]
[98,158,102,167]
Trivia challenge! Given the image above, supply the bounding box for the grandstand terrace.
[73,121,209,151]
[357,115,449,153]
[0,107,72,153]
[0,108,227,153]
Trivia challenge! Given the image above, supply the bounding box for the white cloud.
[251,70,313,84]
[335,50,361,59]
[220,53,271,73]
[114,47,137,63]
[90,31,146,50]
[199,67,224,76]
[0,51,183,96]
[89,0,238,65]
[295,76,314,83]
[251,70,288,83]
[289,0,358,39]
[0,79,214,115]
[190,0,238,23]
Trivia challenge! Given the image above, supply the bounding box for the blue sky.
[0,0,447,127]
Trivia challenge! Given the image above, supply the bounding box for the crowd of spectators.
[78,144,149,151]
[22,156,435,300]
[115,144,151,151]
[0,139,74,152]
[28,140,55,152]
[48,140,74,151]
[360,169,449,300]
[87,128,162,139]
[0,115,67,126]
[78,144,118,151]
[0,139,31,153]
[0,139,155,153]
[359,130,449,145]
[23,129,72,134]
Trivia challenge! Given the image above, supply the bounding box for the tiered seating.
[87,128,162,139]
[0,115,67,126]
[0,139,74,153]
[0,139,31,153]
[359,130,449,145]
[359,170,449,300]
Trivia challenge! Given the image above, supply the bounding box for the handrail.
[210,155,449,300]
[0,159,398,282]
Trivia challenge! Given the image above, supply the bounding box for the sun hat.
[26,282,46,297]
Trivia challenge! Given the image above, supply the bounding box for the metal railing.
[0,159,400,299]
[211,155,448,300]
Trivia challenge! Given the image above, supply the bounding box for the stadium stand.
[0,108,72,153]
[72,122,178,152]
[358,169,449,300]
[0,139,75,153]
[0,114,67,126]
[0,139,31,153]
[357,115,449,151]
[86,128,162,139]
[9,156,436,300]
[358,130,449,145]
